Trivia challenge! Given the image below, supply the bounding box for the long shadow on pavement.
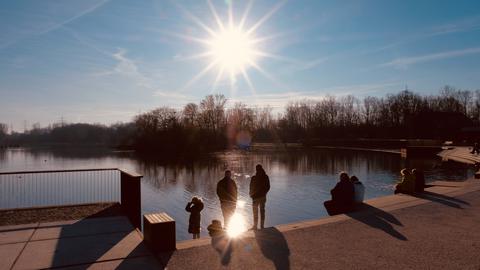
[346,203,407,241]
[254,227,291,270]
[412,191,467,209]
[47,204,152,269]
[211,234,233,266]
[420,190,470,206]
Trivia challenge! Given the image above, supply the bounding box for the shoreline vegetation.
[1,86,479,154]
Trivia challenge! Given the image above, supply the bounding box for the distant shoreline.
[249,143,402,154]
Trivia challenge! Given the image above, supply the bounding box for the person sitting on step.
[324,172,355,215]
[350,175,365,204]
[394,168,415,194]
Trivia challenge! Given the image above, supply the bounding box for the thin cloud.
[381,47,480,69]
[428,15,480,37]
[112,49,141,76]
[66,28,177,98]
[293,57,329,71]
[153,90,193,101]
[63,28,154,88]
[363,16,480,56]
[37,0,109,36]
[91,48,153,89]
[0,0,109,50]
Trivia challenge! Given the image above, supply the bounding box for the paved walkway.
[438,146,480,164]
[167,180,480,270]
[0,216,162,270]
[2,180,480,269]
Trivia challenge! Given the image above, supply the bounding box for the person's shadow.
[211,234,233,266]
[412,190,470,209]
[254,228,290,270]
[346,203,407,241]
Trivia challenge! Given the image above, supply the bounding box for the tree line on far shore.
[1,85,479,153]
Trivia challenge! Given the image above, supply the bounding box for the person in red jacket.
[249,164,271,230]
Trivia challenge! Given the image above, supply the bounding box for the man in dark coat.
[324,172,355,215]
[249,164,270,230]
[217,170,238,226]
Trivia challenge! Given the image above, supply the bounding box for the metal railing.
[0,168,142,229]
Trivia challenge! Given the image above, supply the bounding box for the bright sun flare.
[172,0,287,94]
[208,26,256,76]
[226,213,247,238]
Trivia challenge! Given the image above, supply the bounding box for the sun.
[171,0,287,94]
[207,25,256,76]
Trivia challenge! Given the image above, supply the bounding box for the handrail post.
[120,170,142,229]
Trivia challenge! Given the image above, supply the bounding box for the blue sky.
[1,0,480,131]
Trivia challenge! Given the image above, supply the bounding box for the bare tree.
[182,103,198,127]
[0,123,7,138]
[199,94,227,134]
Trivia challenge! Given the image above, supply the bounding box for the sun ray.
[228,0,234,28]
[251,51,299,64]
[159,30,210,45]
[241,67,257,96]
[249,60,290,91]
[246,0,287,35]
[250,32,287,44]
[239,0,254,30]
[229,70,237,97]
[207,0,225,31]
[181,60,218,91]
[211,67,225,92]
[171,1,217,37]
[173,52,214,62]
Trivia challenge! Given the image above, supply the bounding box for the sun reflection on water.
[236,200,246,208]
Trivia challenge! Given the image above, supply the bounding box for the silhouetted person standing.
[324,172,355,215]
[185,196,204,239]
[217,170,238,226]
[249,164,270,230]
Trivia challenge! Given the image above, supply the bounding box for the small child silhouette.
[207,219,225,237]
[185,197,204,239]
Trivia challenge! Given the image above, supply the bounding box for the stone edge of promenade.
[176,178,479,250]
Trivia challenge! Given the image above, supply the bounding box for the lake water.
[0,147,473,240]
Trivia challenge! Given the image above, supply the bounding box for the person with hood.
[350,175,365,204]
[185,196,204,239]
[249,164,271,230]
[216,170,238,226]
[394,168,415,194]
[324,172,355,215]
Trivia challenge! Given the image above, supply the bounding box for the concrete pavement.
[0,216,163,270]
[166,180,480,270]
